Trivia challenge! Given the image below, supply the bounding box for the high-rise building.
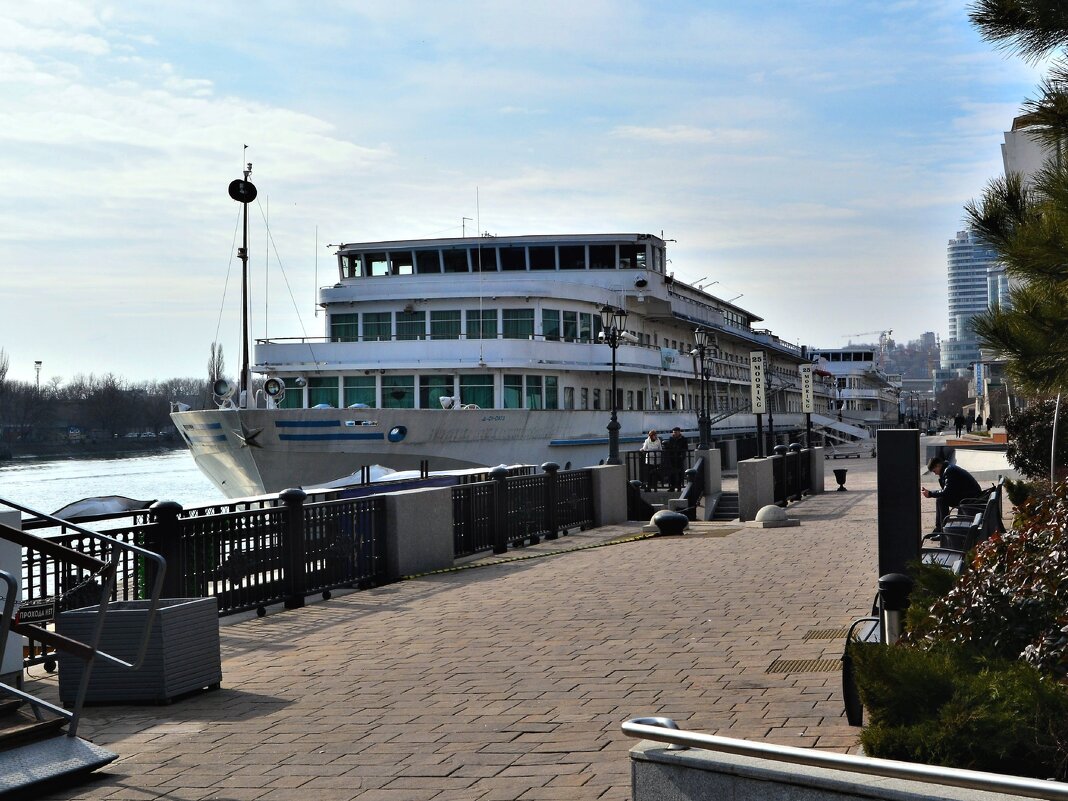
[941,230,997,373]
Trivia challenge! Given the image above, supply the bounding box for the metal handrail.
[621,718,1068,800]
[0,498,167,737]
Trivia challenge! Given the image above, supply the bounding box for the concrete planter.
[57,597,221,704]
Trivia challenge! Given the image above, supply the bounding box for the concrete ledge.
[630,740,1040,801]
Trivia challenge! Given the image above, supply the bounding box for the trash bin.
[57,597,221,704]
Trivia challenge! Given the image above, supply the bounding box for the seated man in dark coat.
[921,456,983,534]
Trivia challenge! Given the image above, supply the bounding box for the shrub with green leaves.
[1004,400,1068,479]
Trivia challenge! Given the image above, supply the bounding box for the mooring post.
[490,466,510,555]
[541,462,560,540]
[147,501,184,599]
[280,488,308,609]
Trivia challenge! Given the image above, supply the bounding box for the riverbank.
[0,438,185,461]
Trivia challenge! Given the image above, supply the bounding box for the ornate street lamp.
[692,328,712,450]
[600,304,629,465]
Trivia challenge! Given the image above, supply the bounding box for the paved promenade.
[30,457,912,801]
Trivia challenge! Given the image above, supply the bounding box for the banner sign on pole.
[750,351,767,414]
[799,363,814,413]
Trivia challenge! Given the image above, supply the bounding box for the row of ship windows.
[275,373,812,413]
[327,309,760,373]
[338,243,663,278]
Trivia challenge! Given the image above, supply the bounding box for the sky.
[0,1,1047,385]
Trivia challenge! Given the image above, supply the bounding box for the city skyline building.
[940,229,997,375]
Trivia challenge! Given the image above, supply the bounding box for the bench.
[841,476,1007,724]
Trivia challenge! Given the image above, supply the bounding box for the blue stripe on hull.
[278,433,385,442]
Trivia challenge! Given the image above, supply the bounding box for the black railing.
[624,450,695,490]
[771,447,812,505]
[451,465,595,558]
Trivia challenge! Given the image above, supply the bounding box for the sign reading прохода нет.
[750,351,766,414]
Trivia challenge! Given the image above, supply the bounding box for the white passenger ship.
[173,224,833,498]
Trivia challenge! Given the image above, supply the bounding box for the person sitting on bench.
[921,456,982,535]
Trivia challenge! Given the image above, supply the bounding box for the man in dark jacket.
[663,427,689,491]
[921,456,983,534]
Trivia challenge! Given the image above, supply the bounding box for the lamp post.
[34,360,42,394]
[599,304,629,465]
[692,328,712,450]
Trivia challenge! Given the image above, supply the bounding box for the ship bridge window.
[579,312,593,343]
[542,309,560,341]
[342,254,363,278]
[503,309,534,339]
[460,374,493,408]
[344,376,376,408]
[526,375,543,409]
[500,246,526,271]
[419,375,455,409]
[280,378,304,409]
[367,252,389,277]
[382,375,415,408]
[504,375,523,408]
[653,246,664,273]
[443,249,469,273]
[559,245,585,270]
[545,376,559,409]
[431,310,461,339]
[471,246,497,272]
[308,377,339,407]
[415,250,442,274]
[397,310,426,340]
[466,308,497,339]
[529,246,555,270]
[562,311,578,342]
[330,313,359,342]
[589,245,614,270]
[618,243,646,270]
[363,311,391,341]
[390,251,414,275]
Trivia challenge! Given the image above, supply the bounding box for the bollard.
[878,572,913,644]
[651,509,688,536]
[541,462,560,540]
[280,488,308,610]
[147,501,184,599]
[490,466,510,555]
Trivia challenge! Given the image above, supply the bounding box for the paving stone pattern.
[28,458,913,801]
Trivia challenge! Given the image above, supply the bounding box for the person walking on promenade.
[965,411,975,433]
[986,415,993,431]
[954,413,965,438]
[663,427,689,491]
[921,455,982,535]
[639,429,663,490]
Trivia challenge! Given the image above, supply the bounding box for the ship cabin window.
[626,390,634,410]
[382,375,415,408]
[415,250,442,274]
[618,243,646,270]
[589,245,614,270]
[529,246,555,270]
[503,375,523,408]
[396,310,426,340]
[526,376,543,409]
[420,375,454,409]
[460,374,493,408]
[500,246,526,271]
[308,377,339,407]
[363,312,391,341]
[580,388,588,410]
[562,311,578,342]
[578,313,592,343]
[367,252,389,277]
[636,391,645,410]
[344,376,376,407]
[472,247,497,272]
[542,309,560,341]
[431,310,461,340]
[342,254,363,278]
[443,249,469,273]
[545,376,559,409]
[502,309,534,339]
[280,378,304,409]
[564,386,575,410]
[390,251,414,275]
[593,389,601,411]
[653,246,664,273]
[559,245,585,270]
[466,309,497,339]
[331,313,359,342]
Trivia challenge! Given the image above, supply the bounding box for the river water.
[0,449,224,516]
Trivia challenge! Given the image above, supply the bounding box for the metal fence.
[451,465,595,558]
[772,446,813,504]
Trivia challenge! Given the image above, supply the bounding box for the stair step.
[0,734,117,795]
[0,699,23,718]
[0,716,66,750]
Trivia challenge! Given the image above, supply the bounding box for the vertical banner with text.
[750,351,767,414]
[799,363,814,413]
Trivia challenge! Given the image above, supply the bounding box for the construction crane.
[842,329,893,369]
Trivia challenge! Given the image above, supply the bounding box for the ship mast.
[228,164,257,408]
